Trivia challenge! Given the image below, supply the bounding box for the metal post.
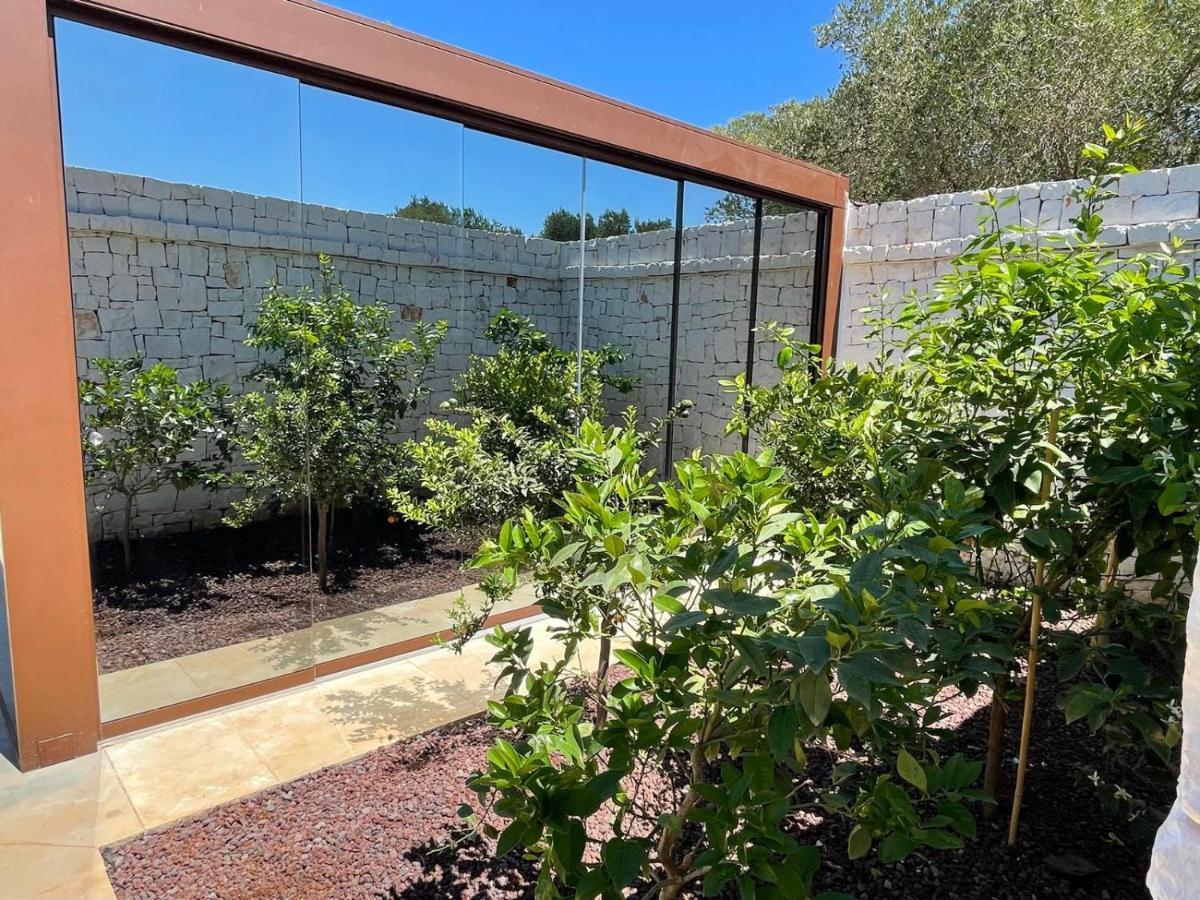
[663,180,685,470]
[576,157,587,405]
[740,198,764,453]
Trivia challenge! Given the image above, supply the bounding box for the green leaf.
[768,706,799,760]
[602,838,644,887]
[797,668,832,726]
[879,832,917,863]
[848,824,871,860]
[496,820,526,856]
[1158,482,1189,516]
[897,749,928,793]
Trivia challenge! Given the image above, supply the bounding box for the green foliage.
[233,254,447,588]
[79,357,232,571]
[393,309,639,542]
[393,194,522,235]
[541,207,672,241]
[739,123,1198,784]
[455,422,1001,897]
[452,309,634,435]
[717,0,1200,202]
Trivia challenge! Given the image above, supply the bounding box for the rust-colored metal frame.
[0,0,848,770]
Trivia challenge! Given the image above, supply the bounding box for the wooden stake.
[1008,408,1060,846]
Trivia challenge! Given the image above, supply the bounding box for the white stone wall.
[66,168,817,540]
[835,165,1200,365]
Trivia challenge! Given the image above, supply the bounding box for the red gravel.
[102,663,1173,899]
[92,514,477,673]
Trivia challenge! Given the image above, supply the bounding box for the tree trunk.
[594,613,613,729]
[982,672,1008,818]
[122,492,135,574]
[317,501,330,593]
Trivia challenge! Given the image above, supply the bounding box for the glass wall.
[670,183,758,460]
[579,161,679,445]
[56,21,313,722]
[294,85,475,667]
[54,16,826,725]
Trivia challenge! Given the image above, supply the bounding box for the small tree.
[79,357,232,572]
[457,424,1001,898]
[392,309,644,543]
[737,121,1199,837]
[233,254,448,591]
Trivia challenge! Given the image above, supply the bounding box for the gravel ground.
[92,515,476,673]
[103,662,1174,899]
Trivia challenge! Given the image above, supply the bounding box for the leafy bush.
[393,309,639,541]
[454,420,1002,898]
[80,357,233,572]
[737,121,1198,825]
[233,254,448,590]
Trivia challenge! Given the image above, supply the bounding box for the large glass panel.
[749,200,819,427]
[297,85,469,667]
[579,161,679,444]
[55,21,312,721]
[671,184,758,460]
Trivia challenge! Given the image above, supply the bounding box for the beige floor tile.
[175,630,313,695]
[404,644,508,706]
[104,716,276,829]
[219,688,355,783]
[0,844,115,899]
[0,753,141,848]
[315,658,475,753]
[99,659,204,723]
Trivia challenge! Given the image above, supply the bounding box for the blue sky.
[54,2,842,232]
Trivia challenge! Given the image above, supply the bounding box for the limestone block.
[83,252,113,277]
[110,330,136,357]
[178,245,208,276]
[97,307,135,332]
[132,301,162,329]
[187,204,218,228]
[179,275,208,311]
[109,275,137,301]
[129,196,160,219]
[137,241,167,268]
[1133,193,1199,223]
[1119,169,1169,197]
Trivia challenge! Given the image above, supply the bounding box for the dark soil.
[92,512,477,673]
[102,662,1175,900]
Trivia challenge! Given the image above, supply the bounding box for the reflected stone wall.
[65,168,817,541]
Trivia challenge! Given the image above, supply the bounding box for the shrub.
[393,309,637,541]
[232,254,448,590]
[455,421,1003,898]
[737,121,1199,829]
[79,357,232,572]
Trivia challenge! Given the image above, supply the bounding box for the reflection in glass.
[296,85,473,667]
[671,183,759,459]
[579,161,679,443]
[56,20,312,721]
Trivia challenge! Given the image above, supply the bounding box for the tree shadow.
[387,833,538,899]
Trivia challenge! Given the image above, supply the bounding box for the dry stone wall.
[835,165,1200,364]
[65,168,816,541]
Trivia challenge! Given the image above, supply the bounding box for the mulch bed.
[102,662,1175,899]
[92,514,477,673]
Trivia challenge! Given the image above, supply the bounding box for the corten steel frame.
[0,0,849,770]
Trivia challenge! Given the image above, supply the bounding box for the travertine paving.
[99,582,534,721]
[0,612,589,899]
